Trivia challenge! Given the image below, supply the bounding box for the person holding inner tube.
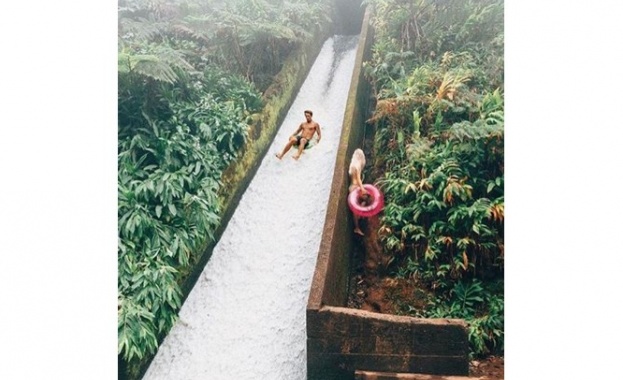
[275,109,322,160]
[349,148,369,236]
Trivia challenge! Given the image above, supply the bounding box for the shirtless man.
[349,148,368,236]
[275,110,322,160]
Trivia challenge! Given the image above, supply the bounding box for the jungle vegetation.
[117,0,332,366]
[362,0,504,357]
[118,0,504,373]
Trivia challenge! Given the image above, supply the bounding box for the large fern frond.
[447,120,503,143]
[119,16,169,41]
[119,45,195,83]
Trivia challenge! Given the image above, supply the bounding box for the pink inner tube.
[348,184,384,218]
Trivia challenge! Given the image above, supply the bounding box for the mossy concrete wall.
[307,3,374,313]
[182,21,333,300]
[306,6,470,379]
[307,5,375,376]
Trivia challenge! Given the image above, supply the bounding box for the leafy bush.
[118,0,262,362]
[425,280,504,357]
[363,0,504,357]
[118,83,257,360]
[117,108,228,361]
[378,117,504,286]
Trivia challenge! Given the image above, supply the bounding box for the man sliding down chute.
[275,109,322,160]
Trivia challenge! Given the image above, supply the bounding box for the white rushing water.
[143,35,359,380]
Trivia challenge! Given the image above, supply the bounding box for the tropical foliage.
[363,0,504,357]
[118,0,332,364]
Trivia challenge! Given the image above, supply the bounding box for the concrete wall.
[306,6,470,379]
[308,307,469,379]
[307,2,375,312]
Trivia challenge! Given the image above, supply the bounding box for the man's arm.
[316,122,322,141]
[291,124,303,138]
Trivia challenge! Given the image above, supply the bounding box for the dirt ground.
[469,356,504,379]
[346,219,504,380]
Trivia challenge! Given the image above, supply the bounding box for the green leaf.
[472,223,480,234]
[155,206,162,218]
[167,203,177,216]
[487,182,495,193]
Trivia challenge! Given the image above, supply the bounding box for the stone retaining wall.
[307,307,469,379]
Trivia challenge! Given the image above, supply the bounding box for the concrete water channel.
[136,4,471,379]
[143,35,361,380]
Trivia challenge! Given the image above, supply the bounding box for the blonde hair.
[349,148,366,175]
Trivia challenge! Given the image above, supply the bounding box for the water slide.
[143,34,360,380]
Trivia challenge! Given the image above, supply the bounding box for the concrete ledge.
[354,370,488,380]
[307,306,469,379]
